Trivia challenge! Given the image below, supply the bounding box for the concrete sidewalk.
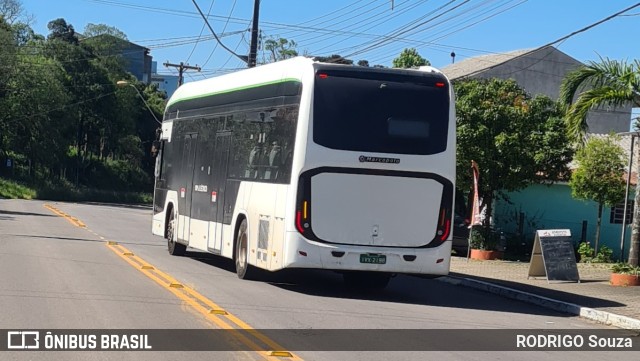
[442,256,640,330]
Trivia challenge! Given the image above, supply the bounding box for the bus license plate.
[360,254,386,264]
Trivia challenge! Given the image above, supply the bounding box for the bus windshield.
[313,70,450,155]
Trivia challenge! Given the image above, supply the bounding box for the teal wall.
[494,183,632,260]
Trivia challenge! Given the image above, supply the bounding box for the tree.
[560,58,640,266]
[569,136,626,254]
[0,15,16,160]
[11,22,41,45]
[0,0,26,25]
[47,18,78,44]
[392,48,430,68]
[82,23,128,40]
[357,60,370,67]
[315,54,353,65]
[263,37,297,63]
[455,78,573,232]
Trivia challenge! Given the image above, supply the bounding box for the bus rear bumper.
[283,233,451,275]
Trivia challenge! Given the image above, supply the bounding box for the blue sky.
[19,0,640,85]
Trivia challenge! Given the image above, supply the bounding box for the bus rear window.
[313,72,450,155]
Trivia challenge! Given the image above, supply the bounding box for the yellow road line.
[44,204,86,228]
[43,204,301,360]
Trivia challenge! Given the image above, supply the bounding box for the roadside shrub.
[577,242,613,263]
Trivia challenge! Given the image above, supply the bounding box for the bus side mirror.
[151,140,161,157]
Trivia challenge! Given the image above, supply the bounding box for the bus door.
[179,133,198,242]
[208,131,231,253]
[188,132,215,251]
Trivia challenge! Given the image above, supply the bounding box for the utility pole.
[163,62,201,86]
[248,0,260,68]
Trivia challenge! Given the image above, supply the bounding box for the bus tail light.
[435,207,452,244]
[295,174,312,236]
[296,200,311,232]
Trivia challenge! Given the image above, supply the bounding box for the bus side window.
[266,141,281,180]
[248,144,262,179]
[154,141,164,180]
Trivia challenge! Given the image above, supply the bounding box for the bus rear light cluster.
[296,173,315,238]
[295,200,311,234]
[435,207,452,244]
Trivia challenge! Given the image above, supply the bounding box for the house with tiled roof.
[442,46,635,259]
[442,46,632,134]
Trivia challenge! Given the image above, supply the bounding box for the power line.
[186,0,215,63]
[308,0,429,53]
[362,0,526,64]
[190,0,248,64]
[341,0,471,59]
[459,2,640,79]
[201,0,238,68]
[325,0,505,60]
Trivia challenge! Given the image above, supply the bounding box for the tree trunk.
[630,145,640,267]
[595,202,602,255]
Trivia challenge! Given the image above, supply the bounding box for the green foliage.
[560,57,640,143]
[561,58,640,267]
[595,246,614,263]
[577,242,595,262]
[611,262,640,275]
[578,242,614,263]
[0,177,36,199]
[0,0,24,25]
[392,48,430,68]
[455,78,573,228]
[570,136,625,250]
[314,54,353,65]
[0,177,151,204]
[570,136,625,206]
[469,226,499,251]
[263,37,297,63]
[47,18,78,44]
[0,16,159,200]
[82,23,128,40]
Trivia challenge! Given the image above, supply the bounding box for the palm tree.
[560,58,640,266]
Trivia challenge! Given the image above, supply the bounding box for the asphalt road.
[0,199,637,360]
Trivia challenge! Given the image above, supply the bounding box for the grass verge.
[0,177,152,204]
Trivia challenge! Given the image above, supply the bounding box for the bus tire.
[234,218,256,280]
[343,271,391,290]
[167,208,186,256]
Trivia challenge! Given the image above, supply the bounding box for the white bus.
[151,56,455,288]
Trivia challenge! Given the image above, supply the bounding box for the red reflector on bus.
[318,73,328,79]
[436,258,444,264]
[299,251,308,257]
[440,219,451,241]
[295,211,305,234]
[435,82,445,88]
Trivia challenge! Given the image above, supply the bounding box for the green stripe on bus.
[166,78,302,108]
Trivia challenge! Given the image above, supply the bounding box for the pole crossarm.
[163,62,201,86]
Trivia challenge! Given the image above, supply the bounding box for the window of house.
[610,201,634,224]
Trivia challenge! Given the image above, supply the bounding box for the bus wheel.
[235,219,255,280]
[343,272,391,290]
[167,209,186,256]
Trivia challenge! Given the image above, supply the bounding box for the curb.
[439,275,640,330]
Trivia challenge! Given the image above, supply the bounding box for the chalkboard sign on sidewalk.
[528,229,580,283]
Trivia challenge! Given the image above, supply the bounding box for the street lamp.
[616,130,640,261]
[116,80,162,125]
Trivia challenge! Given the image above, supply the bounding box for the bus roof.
[164,57,450,118]
[166,56,315,110]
